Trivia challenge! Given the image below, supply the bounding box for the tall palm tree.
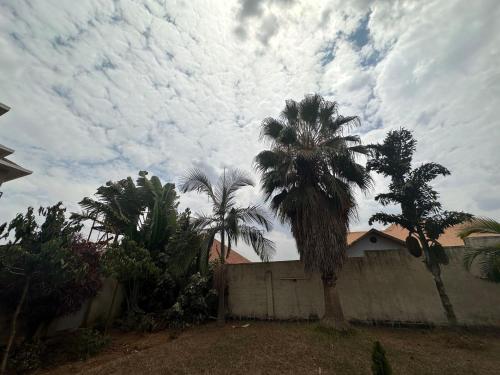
[460,218,500,283]
[181,168,275,324]
[255,94,372,328]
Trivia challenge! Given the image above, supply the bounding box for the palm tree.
[460,218,500,283]
[367,129,473,324]
[181,168,275,324]
[255,94,372,328]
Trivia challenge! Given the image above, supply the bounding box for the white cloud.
[1,0,499,261]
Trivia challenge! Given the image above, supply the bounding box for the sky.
[1,0,499,261]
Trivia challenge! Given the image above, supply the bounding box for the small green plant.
[371,341,392,375]
[68,328,110,361]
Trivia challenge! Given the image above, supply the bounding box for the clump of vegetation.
[0,203,103,374]
[371,341,392,375]
[367,129,472,324]
[74,171,221,331]
[67,328,110,361]
[6,329,109,373]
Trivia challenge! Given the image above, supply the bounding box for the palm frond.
[459,217,500,238]
[180,168,217,204]
[237,225,276,262]
[463,244,500,282]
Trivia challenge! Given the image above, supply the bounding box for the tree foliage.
[460,218,500,282]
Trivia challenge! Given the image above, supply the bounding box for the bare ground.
[40,322,500,375]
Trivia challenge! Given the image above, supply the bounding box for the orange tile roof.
[209,239,251,264]
[347,231,366,245]
[347,223,499,248]
[383,223,500,247]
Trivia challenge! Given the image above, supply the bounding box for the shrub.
[67,328,110,361]
[9,340,45,373]
[166,272,217,327]
[371,341,392,375]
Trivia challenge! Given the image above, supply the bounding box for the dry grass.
[40,322,500,375]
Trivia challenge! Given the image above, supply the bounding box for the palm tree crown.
[181,168,275,264]
[255,94,372,277]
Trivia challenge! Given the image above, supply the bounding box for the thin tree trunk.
[216,229,226,325]
[430,265,457,325]
[321,276,348,330]
[417,228,457,325]
[1,277,30,375]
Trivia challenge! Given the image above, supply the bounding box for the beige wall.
[46,277,124,335]
[227,247,500,326]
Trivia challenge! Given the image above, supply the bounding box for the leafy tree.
[460,218,500,282]
[255,94,371,328]
[367,129,472,324]
[101,240,160,316]
[181,168,275,324]
[371,341,392,375]
[71,176,144,243]
[0,203,91,374]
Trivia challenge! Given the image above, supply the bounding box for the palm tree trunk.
[430,266,457,325]
[321,275,348,330]
[216,229,226,325]
[1,276,30,375]
[417,228,457,325]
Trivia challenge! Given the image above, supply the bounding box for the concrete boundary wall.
[226,247,500,326]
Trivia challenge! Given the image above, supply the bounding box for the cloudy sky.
[1,0,499,261]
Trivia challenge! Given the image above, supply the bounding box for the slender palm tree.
[460,218,500,282]
[181,168,275,324]
[255,94,372,328]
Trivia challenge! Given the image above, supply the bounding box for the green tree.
[460,218,500,282]
[255,94,372,328]
[371,341,392,375]
[0,203,86,374]
[367,128,472,324]
[181,168,275,324]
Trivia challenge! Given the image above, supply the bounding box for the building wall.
[227,247,500,326]
[348,234,404,257]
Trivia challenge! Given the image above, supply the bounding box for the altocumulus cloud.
[0,0,499,261]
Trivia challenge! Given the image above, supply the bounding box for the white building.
[0,102,32,191]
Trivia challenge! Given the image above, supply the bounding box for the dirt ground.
[40,321,500,375]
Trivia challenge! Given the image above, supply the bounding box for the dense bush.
[9,340,45,373]
[7,329,109,373]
